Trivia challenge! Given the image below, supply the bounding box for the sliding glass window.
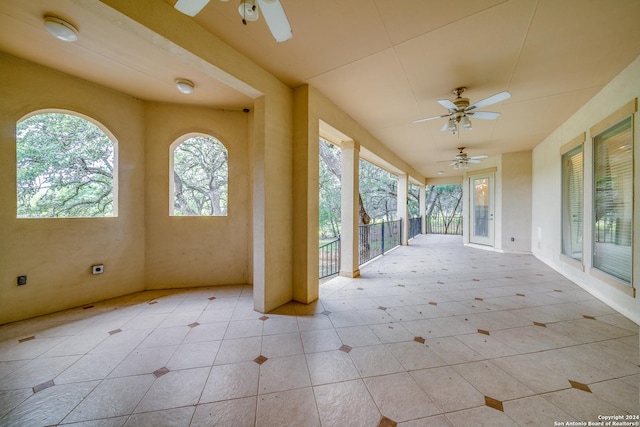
[561,145,583,261]
[593,116,633,285]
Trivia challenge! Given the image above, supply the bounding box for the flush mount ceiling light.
[175,79,195,94]
[43,15,78,42]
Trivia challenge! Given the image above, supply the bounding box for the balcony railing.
[426,214,462,235]
[408,216,422,240]
[319,237,340,279]
[359,219,402,265]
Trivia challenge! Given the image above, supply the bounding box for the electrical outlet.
[17,275,27,286]
[92,264,104,275]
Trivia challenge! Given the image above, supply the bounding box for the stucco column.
[339,140,360,278]
[397,174,409,245]
[419,183,426,234]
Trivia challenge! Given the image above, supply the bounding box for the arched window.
[170,134,228,216]
[16,111,117,218]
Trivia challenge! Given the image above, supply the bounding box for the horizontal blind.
[562,145,583,261]
[592,116,633,284]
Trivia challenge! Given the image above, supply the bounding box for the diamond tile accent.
[339,344,352,353]
[259,316,269,321]
[378,416,398,427]
[478,329,490,336]
[505,276,513,279]
[569,380,591,393]
[473,278,480,282]
[437,281,445,284]
[109,329,122,335]
[153,367,170,378]
[429,302,438,306]
[485,396,504,411]
[148,301,158,305]
[33,379,55,393]
[358,287,364,290]
[208,296,217,300]
[378,306,387,311]
[254,355,268,365]
[18,336,35,343]
[516,293,525,297]
[188,322,200,328]
[583,315,596,320]
[321,310,331,316]
[554,289,563,293]
[414,336,425,344]
[533,322,547,327]
[83,305,94,310]
[397,284,405,287]
[475,297,484,301]
[536,273,544,276]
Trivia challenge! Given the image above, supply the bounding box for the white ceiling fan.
[413,87,511,134]
[173,0,293,43]
[440,147,488,170]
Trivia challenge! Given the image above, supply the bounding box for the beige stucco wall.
[144,103,250,289]
[501,151,532,252]
[532,54,640,324]
[0,54,146,324]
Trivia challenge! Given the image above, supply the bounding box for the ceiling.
[1,0,640,179]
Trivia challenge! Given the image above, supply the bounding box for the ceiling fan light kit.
[43,16,78,42]
[413,87,511,134]
[175,79,195,94]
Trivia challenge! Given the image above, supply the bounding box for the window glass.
[561,145,583,261]
[171,135,228,216]
[593,116,633,284]
[16,112,116,218]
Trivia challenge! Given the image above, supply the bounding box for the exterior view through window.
[561,145,583,261]
[16,112,116,218]
[171,135,228,216]
[593,116,633,284]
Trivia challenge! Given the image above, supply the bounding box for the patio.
[0,234,638,426]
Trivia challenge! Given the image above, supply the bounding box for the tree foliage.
[16,113,114,218]
[173,136,228,216]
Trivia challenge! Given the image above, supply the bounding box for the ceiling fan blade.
[174,0,211,16]
[468,159,482,163]
[467,111,501,120]
[257,0,292,42]
[449,161,458,166]
[412,113,451,124]
[468,155,488,160]
[465,91,511,111]
[438,99,457,110]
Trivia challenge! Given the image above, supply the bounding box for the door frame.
[469,172,495,246]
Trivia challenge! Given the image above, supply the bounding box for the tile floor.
[0,235,638,426]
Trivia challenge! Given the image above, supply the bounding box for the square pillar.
[419,184,426,234]
[339,140,360,278]
[397,174,409,245]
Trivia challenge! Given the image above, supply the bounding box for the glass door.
[470,174,494,246]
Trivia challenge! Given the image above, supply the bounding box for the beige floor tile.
[455,333,519,359]
[398,414,453,426]
[296,314,333,332]
[256,387,320,427]
[0,355,80,390]
[368,323,415,343]
[108,346,177,378]
[503,395,575,426]
[533,349,614,384]
[166,341,220,370]
[452,360,535,401]
[1,381,99,426]
[135,367,209,413]
[301,328,342,353]
[260,332,303,358]
[258,354,310,394]
[183,322,228,343]
[223,319,264,339]
[386,341,447,370]
[327,310,366,328]
[313,379,381,427]
[62,375,155,423]
[411,366,485,412]
[191,397,256,427]
[364,372,440,422]
[589,378,640,414]
[261,316,299,335]
[125,406,194,426]
[424,337,484,364]
[542,388,630,421]
[138,326,190,348]
[491,354,571,393]
[200,361,258,402]
[336,325,382,347]
[213,336,261,365]
[306,350,360,385]
[349,344,405,377]
[56,350,129,384]
[444,405,517,426]
[399,319,450,339]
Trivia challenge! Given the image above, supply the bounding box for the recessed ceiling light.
[175,79,195,94]
[43,16,78,42]
[437,171,444,175]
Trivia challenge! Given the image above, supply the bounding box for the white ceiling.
[1,0,640,178]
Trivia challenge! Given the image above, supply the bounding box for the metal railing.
[319,237,340,279]
[359,219,402,265]
[426,214,462,235]
[408,216,422,239]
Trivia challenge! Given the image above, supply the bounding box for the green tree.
[173,136,228,216]
[16,113,114,218]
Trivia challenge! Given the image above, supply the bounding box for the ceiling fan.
[441,147,488,170]
[173,0,293,43]
[413,87,511,134]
